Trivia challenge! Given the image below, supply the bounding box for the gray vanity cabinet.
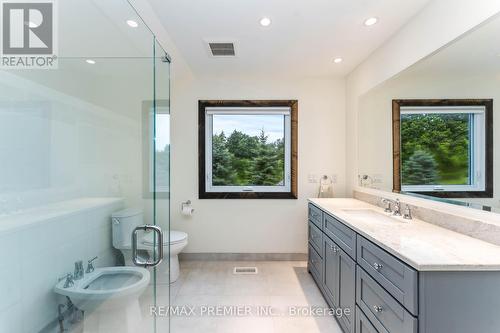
[356,306,379,333]
[322,235,340,306]
[322,231,356,333]
[308,202,500,333]
[338,248,356,333]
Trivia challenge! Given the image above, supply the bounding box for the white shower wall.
[0,71,149,331]
[0,71,145,214]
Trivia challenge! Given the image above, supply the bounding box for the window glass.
[211,114,285,187]
[154,112,170,192]
[401,113,470,186]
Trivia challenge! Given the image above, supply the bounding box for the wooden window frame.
[392,99,493,198]
[199,100,298,199]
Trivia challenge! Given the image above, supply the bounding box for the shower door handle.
[132,225,164,267]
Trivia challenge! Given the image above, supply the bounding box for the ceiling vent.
[208,42,236,57]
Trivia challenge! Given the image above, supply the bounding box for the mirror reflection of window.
[392,100,492,199]
[400,107,485,192]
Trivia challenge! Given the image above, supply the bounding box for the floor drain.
[233,267,258,274]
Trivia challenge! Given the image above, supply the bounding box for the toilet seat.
[141,230,188,246]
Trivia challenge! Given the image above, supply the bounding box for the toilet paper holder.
[181,200,194,215]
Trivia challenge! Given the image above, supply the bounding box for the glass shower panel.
[0,1,170,332]
[149,38,172,333]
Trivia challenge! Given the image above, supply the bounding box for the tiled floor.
[139,261,343,333]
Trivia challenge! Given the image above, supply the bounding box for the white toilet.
[111,208,188,283]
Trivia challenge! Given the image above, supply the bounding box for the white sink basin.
[341,209,403,223]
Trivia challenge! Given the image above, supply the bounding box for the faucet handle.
[381,198,392,213]
[58,273,74,288]
[403,205,412,220]
[86,256,98,273]
[74,260,84,280]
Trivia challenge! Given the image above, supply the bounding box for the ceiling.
[148,0,431,78]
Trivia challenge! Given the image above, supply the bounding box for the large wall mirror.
[358,15,500,212]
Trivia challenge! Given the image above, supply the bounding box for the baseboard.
[179,253,307,261]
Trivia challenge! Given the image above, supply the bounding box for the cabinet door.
[356,306,379,333]
[323,236,340,307]
[338,249,356,333]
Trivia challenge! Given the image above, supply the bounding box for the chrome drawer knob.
[373,305,383,313]
[373,263,383,271]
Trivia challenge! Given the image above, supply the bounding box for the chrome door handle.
[132,225,164,267]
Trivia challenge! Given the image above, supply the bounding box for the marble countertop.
[309,198,500,271]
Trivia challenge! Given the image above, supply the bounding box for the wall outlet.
[372,174,384,184]
[308,174,318,183]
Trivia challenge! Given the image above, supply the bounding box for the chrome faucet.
[86,256,98,274]
[74,261,84,280]
[403,205,412,220]
[381,198,402,216]
[58,273,74,288]
[393,199,402,216]
[381,198,392,213]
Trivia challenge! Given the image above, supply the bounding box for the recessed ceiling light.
[364,17,378,26]
[259,17,272,27]
[85,59,96,65]
[334,58,343,64]
[126,20,139,28]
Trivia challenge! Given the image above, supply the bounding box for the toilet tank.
[111,208,143,249]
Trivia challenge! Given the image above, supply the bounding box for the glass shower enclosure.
[0,0,170,332]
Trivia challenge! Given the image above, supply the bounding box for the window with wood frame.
[199,100,298,199]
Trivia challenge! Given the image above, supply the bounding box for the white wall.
[346,0,500,195]
[170,76,346,253]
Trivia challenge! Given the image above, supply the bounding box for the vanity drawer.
[308,203,323,229]
[356,306,379,333]
[357,235,418,315]
[356,266,417,333]
[308,221,322,255]
[324,213,356,259]
[308,244,323,285]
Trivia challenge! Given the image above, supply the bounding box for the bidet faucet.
[58,273,74,288]
[86,256,98,273]
[74,261,84,280]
